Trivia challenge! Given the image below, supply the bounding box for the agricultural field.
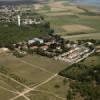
[61,24,94,33]
[46,13,100,34]
[62,33,100,41]
[0,0,100,100]
[36,0,100,40]
[0,53,69,100]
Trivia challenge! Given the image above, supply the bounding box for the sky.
[0,0,47,2]
[0,0,28,1]
[0,0,100,6]
[0,0,39,1]
[76,0,100,6]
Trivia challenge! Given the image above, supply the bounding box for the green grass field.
[47,15,100,32]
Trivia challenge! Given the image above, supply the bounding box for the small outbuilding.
[0,48,10,54]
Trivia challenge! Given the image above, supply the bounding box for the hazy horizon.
[77,0,100,5]
[0,0,100,6]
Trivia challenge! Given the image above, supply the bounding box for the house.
[87,42,93,46]
[34,38,44,44]
[0,48,10,54]
[30,46,38,50]
[96,45,100,54]
[45,42,52,46]
[40,45,48,51]
[28,38,44,45]
[28,39,36,45]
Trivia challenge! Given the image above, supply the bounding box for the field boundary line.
[27,89,66,100]
[10,73,57,100]
[0,72,31,90]
[0,85,18,94]
[0,79,18,92]
[15,57,54,74]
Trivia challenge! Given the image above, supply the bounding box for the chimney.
[17,15,21,26]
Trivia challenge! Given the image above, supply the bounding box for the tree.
[54,84,60,89]
[67,90,73,100]
[63,78,68,85]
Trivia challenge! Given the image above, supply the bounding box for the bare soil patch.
[45,12,74,17]
[62,24,94,33]
[48,1,85,13]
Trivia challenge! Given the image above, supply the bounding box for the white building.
[28,38,44,45]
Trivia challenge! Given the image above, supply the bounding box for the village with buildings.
[13,33,97,64]
[0,5,44,25]
[0,1,100,100]
[0,5,99,64]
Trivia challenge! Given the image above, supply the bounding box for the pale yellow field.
[62,24,94,33]
[48,1,85,13]
[45,12,74,17]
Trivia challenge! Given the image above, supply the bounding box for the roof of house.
[40,45,48,51]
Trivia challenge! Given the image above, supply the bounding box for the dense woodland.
[0,22,51,48]
[59,56,100,100]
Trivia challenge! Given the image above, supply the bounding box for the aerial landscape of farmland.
[0,0,100,100]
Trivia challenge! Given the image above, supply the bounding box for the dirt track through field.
[10,74,58,100]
